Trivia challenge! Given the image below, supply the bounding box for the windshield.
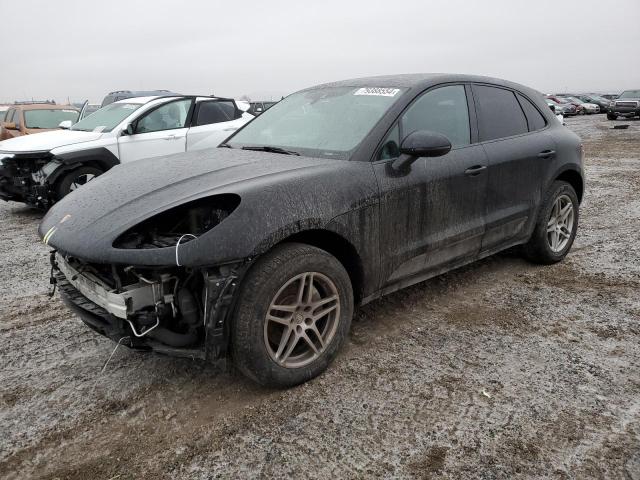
[619,90,640,99]
[227,86,406,159]
[23,109,79,129]
[567,97,584,104]
[71,102,142,132]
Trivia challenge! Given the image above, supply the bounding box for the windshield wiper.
[218,143,232,148]
[241,145,300,156]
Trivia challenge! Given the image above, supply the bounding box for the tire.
[231,242,354,388]
[523,181,579,265]
[607,113,618,120]
[55,166,103,200]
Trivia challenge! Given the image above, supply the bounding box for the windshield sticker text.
[354,87,400,97]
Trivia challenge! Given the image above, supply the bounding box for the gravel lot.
[1,115,639,479]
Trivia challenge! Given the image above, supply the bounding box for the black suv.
[43,74,584,388]
[607,90,640,120]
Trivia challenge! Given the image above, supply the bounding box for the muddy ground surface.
[0,115,639,479]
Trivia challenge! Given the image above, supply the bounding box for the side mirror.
[121,124,134,136]
[4,122,17,130]
[58,120,73,129]
[392,130,452,171]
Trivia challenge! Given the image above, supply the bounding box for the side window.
[474,86,528,141]
[14,110,22,128]
[516,93,547,131]
[194,101,235,127]
[401,85,470,148]
[377,124,400,160]
[5,109,15,123]
[135,99,191,134]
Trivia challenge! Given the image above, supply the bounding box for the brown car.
[0,103,80,140]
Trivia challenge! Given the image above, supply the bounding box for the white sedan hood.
[0,129,104,153]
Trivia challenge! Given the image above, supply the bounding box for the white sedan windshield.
[71,103,141,133]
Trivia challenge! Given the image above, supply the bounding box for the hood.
[39,147,375,266]
[0,129,103,153]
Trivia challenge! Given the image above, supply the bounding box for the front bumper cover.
[52,252,250,360]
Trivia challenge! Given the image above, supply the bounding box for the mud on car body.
[41,74,585,387]
[0,95,252,209]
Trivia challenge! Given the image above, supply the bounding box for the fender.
[544,162,585,202]
[47,147,120,184]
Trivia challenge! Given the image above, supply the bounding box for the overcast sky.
[2,0,639,104]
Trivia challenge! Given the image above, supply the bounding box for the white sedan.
[0,95,253,208]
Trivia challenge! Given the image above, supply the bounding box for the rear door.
[117,99,193,163]
[186,100,248,151]
[472,84,556,252]
[374,84,489,289]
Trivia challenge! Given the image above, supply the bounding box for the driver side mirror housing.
[121,123,135,136]
[58,120,73,129]
[392,130,452,171]
[3,122,17,130]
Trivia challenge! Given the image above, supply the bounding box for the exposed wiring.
[175,234,197,266]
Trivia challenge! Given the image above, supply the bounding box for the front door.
[374,84,488,290]
[118,98,192,163]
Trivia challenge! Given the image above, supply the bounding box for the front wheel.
[607,113,618,120]
[523,181,579,265]
[55,166,103,200]
[231,243,354,388]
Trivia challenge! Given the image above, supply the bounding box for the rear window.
[24,109,79,129]
[516,94,547,131]
[474,86,528,141]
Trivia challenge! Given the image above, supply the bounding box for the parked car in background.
[576,94,611,112]
[100,90,179,107]
[547,95,584,115]
[560,96,600,114]
[0,105,11,121]
[249,101,278,116]
[607,89,640,120]
[42,74,584,388]
[0,95,253,208]
[0,103,80,141]
[546,97,577,116]
[601,93,619,100]
[545,100,565,125]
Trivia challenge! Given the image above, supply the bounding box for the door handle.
[537,149,556,159]
[163,135,177,140]
[464,165,487,176]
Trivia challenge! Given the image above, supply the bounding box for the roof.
[113,96,168,105]
[308,73,540,96]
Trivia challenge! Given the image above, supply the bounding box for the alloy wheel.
[264,271,340,368]
[547,194,575,253]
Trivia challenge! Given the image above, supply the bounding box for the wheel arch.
[555,168,584,204]
[273,229,365,305]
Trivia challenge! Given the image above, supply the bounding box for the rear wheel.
[55,166,103,200]
[232,243,353,388]
[523,181,579,264]
[607,113,618,120]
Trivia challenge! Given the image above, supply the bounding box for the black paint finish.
[41,73,584,306]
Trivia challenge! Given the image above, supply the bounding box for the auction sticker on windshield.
[354,87,400,97]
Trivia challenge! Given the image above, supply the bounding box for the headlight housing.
[113,193,241,249]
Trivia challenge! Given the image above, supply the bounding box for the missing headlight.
[113,194,240,249]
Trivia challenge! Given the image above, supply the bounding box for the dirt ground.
[1,115,639,480]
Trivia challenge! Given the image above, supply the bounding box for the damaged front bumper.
[52,253,248,360]
[0,152,58,207]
